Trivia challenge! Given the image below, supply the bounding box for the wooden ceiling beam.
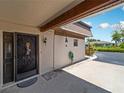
[40,0,123,32]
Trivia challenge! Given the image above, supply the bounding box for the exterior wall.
[40,30,54,74]
[0,21,86,90]
[54,35,85,69]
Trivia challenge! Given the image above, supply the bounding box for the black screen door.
[3,32,14,84]
[15,33,38,81]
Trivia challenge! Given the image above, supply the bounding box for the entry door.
[3,32,14,84]
[15,33,38,81]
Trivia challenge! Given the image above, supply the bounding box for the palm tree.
[112,31,121,46]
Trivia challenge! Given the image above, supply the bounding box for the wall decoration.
[25,42,31,56]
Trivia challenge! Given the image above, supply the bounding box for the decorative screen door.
[15,33,39,81]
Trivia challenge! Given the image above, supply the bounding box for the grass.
[95,47,124,53]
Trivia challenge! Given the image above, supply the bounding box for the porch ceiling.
[0,0,84,27]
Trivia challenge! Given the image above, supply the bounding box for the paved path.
[95,52,124,66]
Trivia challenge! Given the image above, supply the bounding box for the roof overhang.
[54,28,85,39]
[40,0,123,31]
[61,22,92,37]
[54,21,92,39]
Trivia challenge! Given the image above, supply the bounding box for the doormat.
[17,77,37,88]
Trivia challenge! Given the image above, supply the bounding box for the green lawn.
[95,47,124,53]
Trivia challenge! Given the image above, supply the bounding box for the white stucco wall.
[0,21,85,89]
[40,30,54,74]
[54,35,85,69]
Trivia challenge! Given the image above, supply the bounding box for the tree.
[112,31,121,46]
[112,23,124,42]
[120,30,124,42]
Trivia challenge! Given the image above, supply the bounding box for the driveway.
[1,53,124,93]
[95,52,124,66]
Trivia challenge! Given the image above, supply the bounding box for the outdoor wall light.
[65,37,68,43]
[43,37,47,45]
[65,37,68,47]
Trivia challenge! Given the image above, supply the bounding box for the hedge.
[119,43,124,48]
[95,47,124,53]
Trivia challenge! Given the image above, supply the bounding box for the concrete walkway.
[1,60,124,93]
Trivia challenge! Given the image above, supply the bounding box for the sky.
[81,5,124,42]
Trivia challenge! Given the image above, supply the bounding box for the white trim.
[61,26,92,37]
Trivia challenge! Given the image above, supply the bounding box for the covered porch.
[0,0,123,92]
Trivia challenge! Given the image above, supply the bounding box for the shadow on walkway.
[1,70,111,93]
[54,70,111,93]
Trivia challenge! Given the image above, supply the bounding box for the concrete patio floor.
[1,60,124,93]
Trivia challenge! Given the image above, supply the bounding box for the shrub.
[85,44,95,56]
[68,51,74,62]
[95,47,124,53]
[119,43,124,48]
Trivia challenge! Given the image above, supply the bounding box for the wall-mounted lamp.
[65,37,68,43]
[65,36,68,47]
[43,37,47,45]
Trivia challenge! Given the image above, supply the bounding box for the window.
[74,39,78,47]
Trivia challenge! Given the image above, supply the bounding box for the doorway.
[3,32,39,84]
